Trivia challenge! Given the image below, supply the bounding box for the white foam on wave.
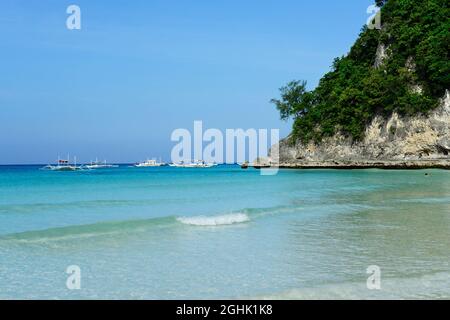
[177,213,250,226]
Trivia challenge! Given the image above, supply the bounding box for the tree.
[270,80,315,120]
[271,0,447,144]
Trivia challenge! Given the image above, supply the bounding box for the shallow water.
[0,165,449,299]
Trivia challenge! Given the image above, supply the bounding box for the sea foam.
[177,213,250,226]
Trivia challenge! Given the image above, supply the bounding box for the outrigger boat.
[169,160,217,168]
[41,157,84,171]
[134,159,166,167]
[84,159,118,169]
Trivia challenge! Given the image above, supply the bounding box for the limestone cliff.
[271,91,450,168]
[268,1,449,169]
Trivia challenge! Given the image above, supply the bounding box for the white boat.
[170,160,217,168]
[84,159,118,169]
[41,157,84,171]
[134,159,166,167]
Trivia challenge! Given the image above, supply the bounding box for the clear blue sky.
[0,0,374,164]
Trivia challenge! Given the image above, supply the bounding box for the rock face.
[271,90,450,168]
[374,44,389,68]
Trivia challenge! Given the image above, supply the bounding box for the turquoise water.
[0,165,449,299]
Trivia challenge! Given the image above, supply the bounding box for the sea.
[0,165,449,299]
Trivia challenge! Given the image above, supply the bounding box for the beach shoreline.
[254,160,450,170]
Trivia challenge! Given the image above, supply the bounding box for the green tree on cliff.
[272,0,449,144]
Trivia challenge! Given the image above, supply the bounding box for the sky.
[0,0,374,164]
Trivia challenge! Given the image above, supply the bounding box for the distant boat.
[84,159,118,169]
[134,159,166,167]
[170,160,217,168]
[240,161,249,169]
[252,157,272,169]
[41,157,83,171]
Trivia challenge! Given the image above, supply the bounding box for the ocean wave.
[0,204,303,243]
[0,212,252,243]
[0,201,380,244]
[250,271,450,300]
[0,199,177,215]
[398,197,450,204]
[0,216,177,243]
[176,213,250,226]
